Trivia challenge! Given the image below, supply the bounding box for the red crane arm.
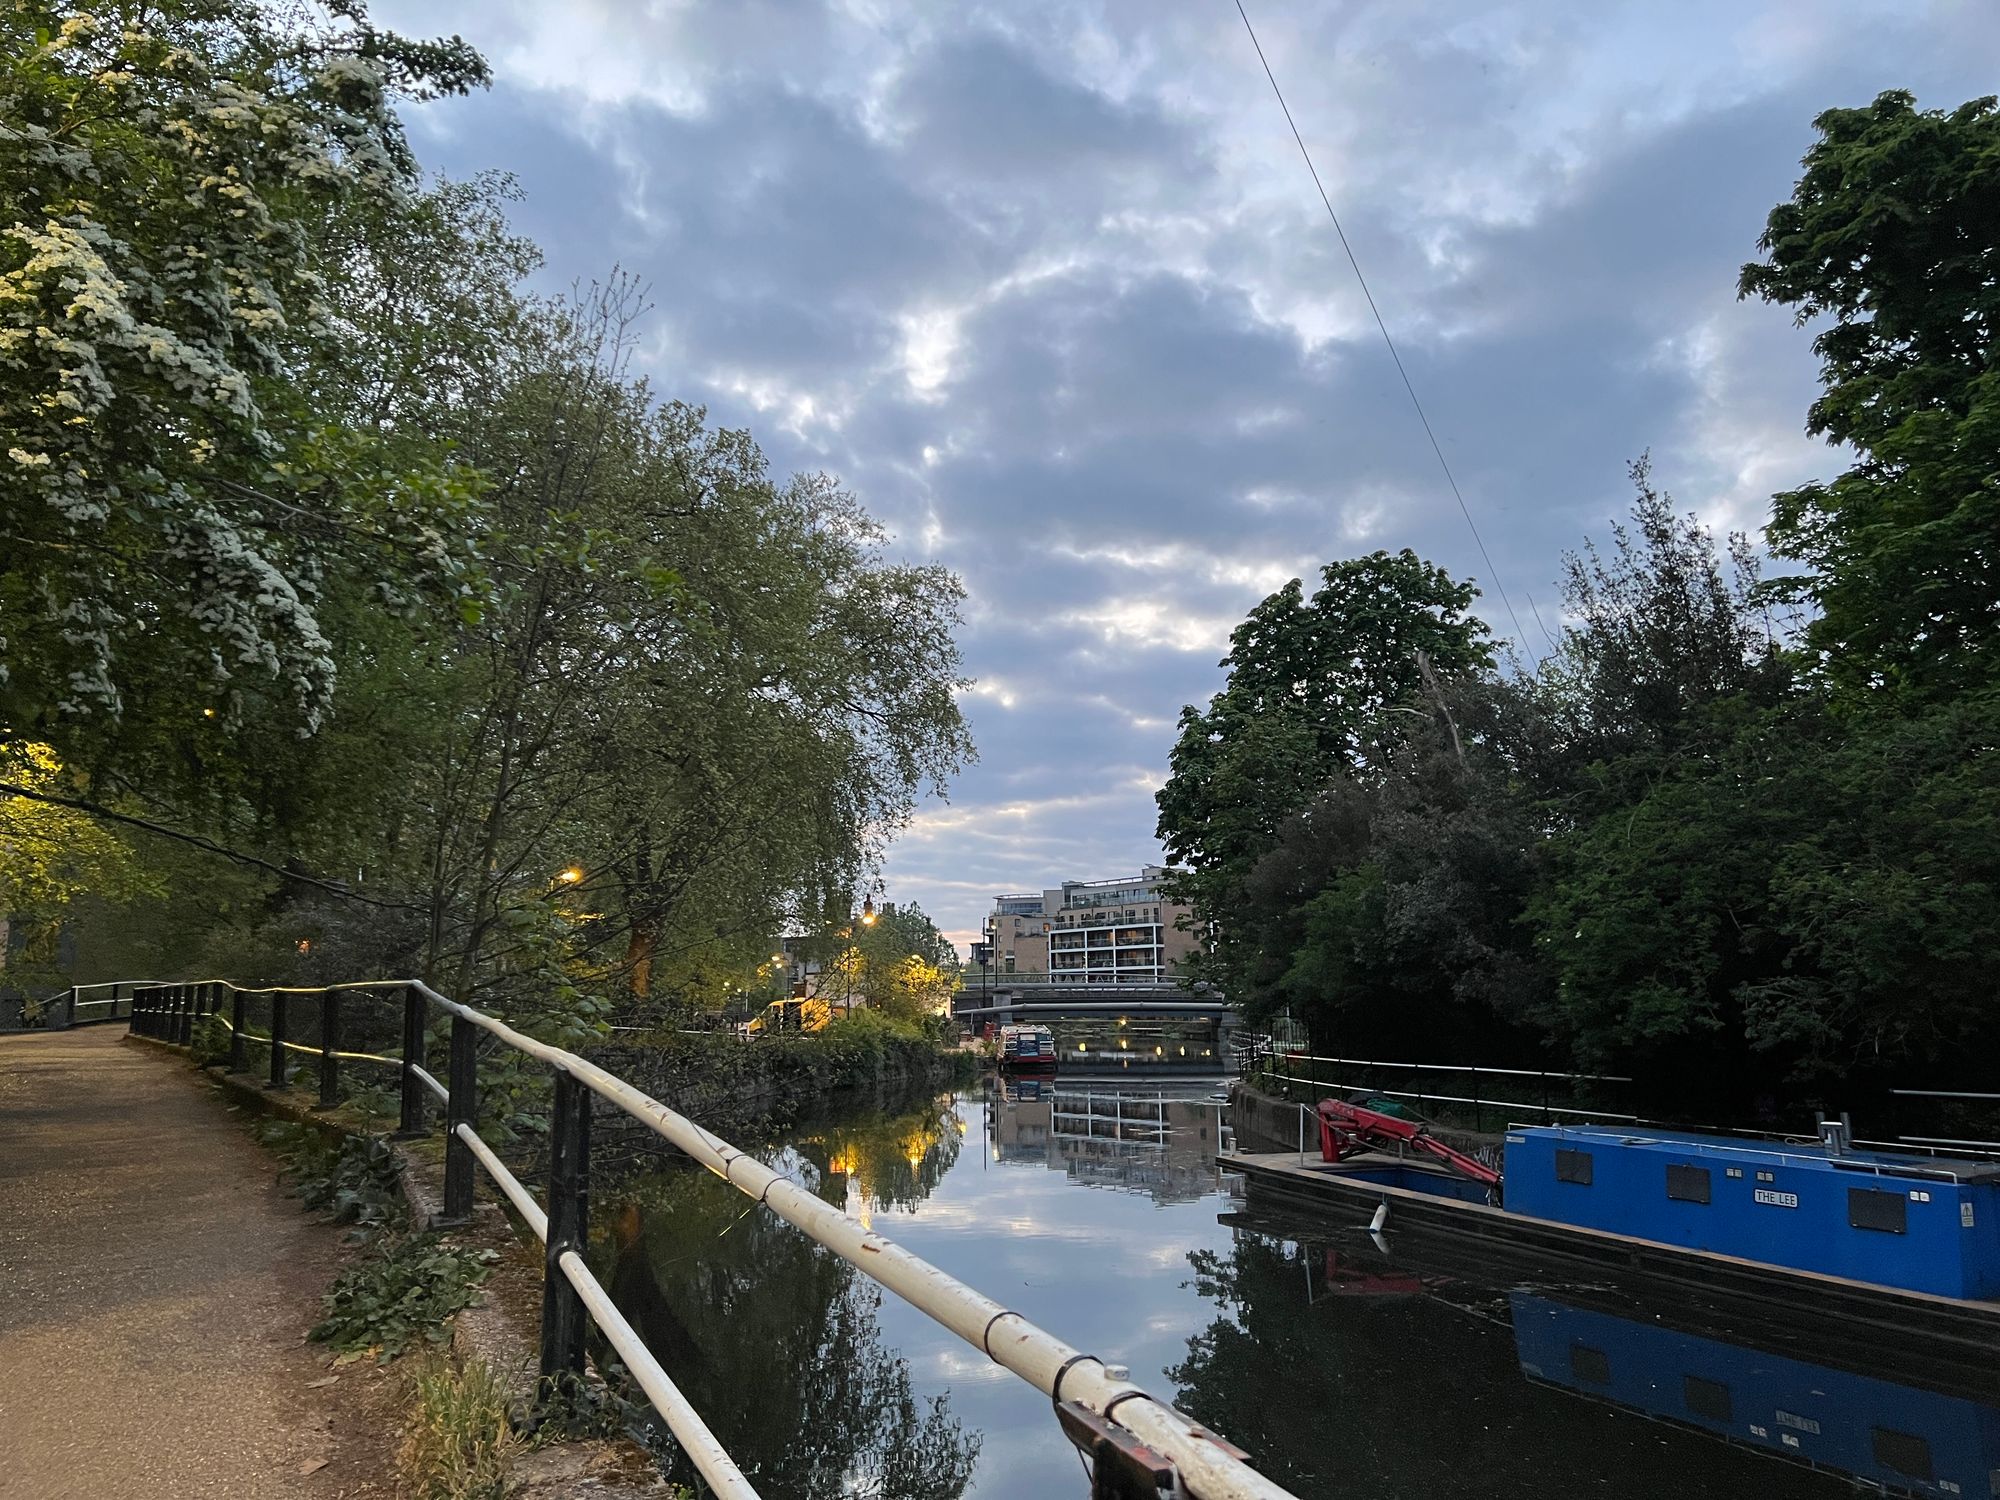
[1316,1097,1502,1188]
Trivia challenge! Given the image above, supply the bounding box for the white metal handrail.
[406,979,1292,1500]
[114,976,1295,1500]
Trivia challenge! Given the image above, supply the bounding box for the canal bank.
[587,1014,977,1141]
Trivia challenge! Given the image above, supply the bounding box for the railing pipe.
[413,983,1291,1500]
[558,1251,763,1500]
[229,986,247,1072]
[267,993,288,1089]
[538,1072,590,1392]
[318,990,342,1108]
[397,984,428,1136]
[442,1015,477,1224]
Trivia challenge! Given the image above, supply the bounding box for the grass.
[399,1352,519,1500]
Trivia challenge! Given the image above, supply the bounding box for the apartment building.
[977,866,1196,986]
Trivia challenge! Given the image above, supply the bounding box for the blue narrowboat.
[1226,1100,2000,1316]
[1504,1123,2000,1301]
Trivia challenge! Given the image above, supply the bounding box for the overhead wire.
[1231,0,1555,665]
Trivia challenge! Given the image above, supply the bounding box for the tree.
[0,1,488,780]
[1155,550,1494,995]
[1242,680,1550,1057]
[1740,90,2000,708]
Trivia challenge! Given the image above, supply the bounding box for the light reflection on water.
[598,1078,1998,1499]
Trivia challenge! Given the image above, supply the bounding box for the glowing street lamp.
[861,894,877,926]
[557,867,584,885]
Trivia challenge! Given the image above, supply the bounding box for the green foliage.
[399,1352,519,1500]
[0,0,488,767]
[1156,549,1495,999]
[257,1119,407,1242]
[1741,90,2000,708]
[311,1232,496,1361]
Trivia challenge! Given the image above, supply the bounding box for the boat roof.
[1511,1122,2000,1184]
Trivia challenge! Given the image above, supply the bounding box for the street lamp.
[861,894,877,926]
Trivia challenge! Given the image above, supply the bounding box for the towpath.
[0,1027,397,1498]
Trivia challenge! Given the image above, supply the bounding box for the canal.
[597,1076,1997,1498]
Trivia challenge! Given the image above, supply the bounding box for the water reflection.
[597,1082,1994,1499]
[1172,1227,2000,1499]
[987,1078,1230,1204]
[600,1096,978,1500]
[793,1092,966,1217]
[1513,1292,2000,1497]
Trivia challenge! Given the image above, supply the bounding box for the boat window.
[1849,1187,1907,1234]
[1555,1148,1593,1185]
[1569,1343,1611,1386]
[1666,1164,1712,1203]
[1870,1427,1933,1481]
[1683,1374,1732,1423]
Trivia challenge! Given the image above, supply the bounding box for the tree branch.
[0,783,424,911]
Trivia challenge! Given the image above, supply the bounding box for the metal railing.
[118,978,1294,1500]
[1236,1041,1637,1129]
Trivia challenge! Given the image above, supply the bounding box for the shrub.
[311,1233,497,1361]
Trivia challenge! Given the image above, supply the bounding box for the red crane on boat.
[1316,1097,1503,1188]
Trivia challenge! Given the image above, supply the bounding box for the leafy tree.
[1740,90,2000,707]
[1244,681,1550,1058]
[0,0,488,778]
[1550,456,1780,771]
[1156,550,1494,996]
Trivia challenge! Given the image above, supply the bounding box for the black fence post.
[133,987,147,1036]
[538,1069,591,1396]
[318,990,341,1108]
[397,986,428,1137]
[176,984,192,1045]
[441,1016,477,1224]
[268,994,289,1089]
[229,987,247,1072]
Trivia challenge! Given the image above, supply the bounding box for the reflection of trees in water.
[1168,1231,1836,1500]
[603,1114,977,1500]
[791,1092,964,1216]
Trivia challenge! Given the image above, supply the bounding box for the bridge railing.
[117,978,1296,1500]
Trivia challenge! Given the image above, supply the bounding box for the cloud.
[375,0,2000,941]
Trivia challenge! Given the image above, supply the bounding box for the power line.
[1231,0,1550,664]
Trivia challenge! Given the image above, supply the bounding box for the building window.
[1666,1165,1712,1203]
[1555,1149,1593,1185]
[1683,1375,1733,1424]
[1849,1187,1908,1234]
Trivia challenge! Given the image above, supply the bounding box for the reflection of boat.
[1513,1290,2000,1498]
[997,1023,1057,1073]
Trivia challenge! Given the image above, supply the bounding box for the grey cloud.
[384,0,2000,939]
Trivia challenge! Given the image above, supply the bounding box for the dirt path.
[0,1027,403,1499]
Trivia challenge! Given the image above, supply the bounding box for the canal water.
[596,1077,1996,1499]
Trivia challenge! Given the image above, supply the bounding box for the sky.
[374,0,2000,950]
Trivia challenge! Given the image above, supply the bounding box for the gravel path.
[0,1028,396,1499]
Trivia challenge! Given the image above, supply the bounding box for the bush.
[312,1233,497,1361]
[256,1120,407,1243]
